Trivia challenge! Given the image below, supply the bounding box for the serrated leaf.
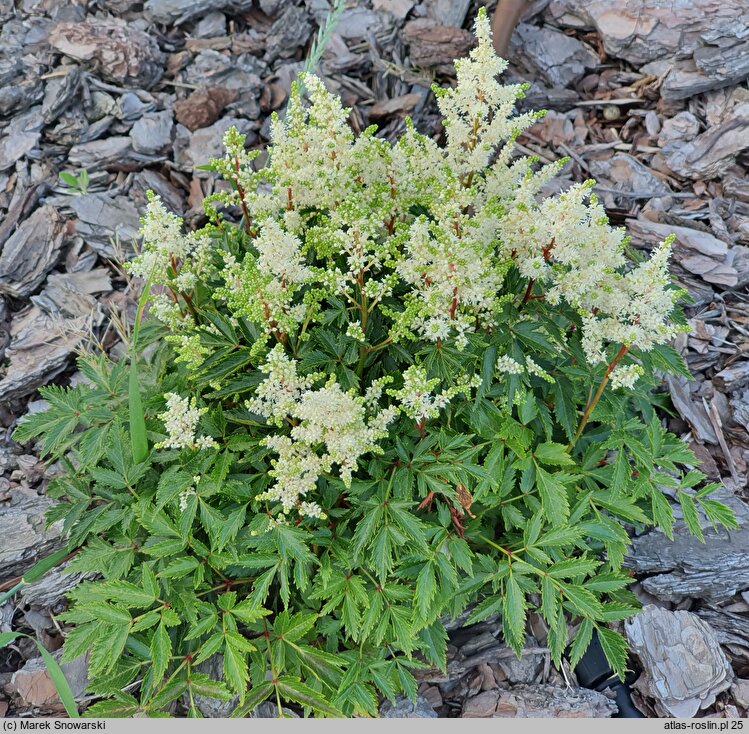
[596,627,629,681]
[87,602,132,626]
[502,574,526,652]
[149,679,188,710]
[560,583,603,620]
[276,676,344,717]
[131,611,161,633]
[90,623,131,675]
[677,492,704,542]
[142,565,159,598]
[231,599,270,625]
[697,498,738,531]
[415,563,436,622]
[538,525,583,547]
[567,618,594,669]
[159,556,200,579]
[593,488,649,524]
[150,621,171,685]
[189,673,232,701]
[83,699,139,718]
[156,467,194,509]
[223,637,249,698]
[102,580,157,608]
[583,572,631,594]
[229,681,275,717]
[650,487,674,540]
[274,611,317,642]
[193,632,225,666]
[540,575,558,624]
[534,442,574,466]
[535,465,570,526]
[61,621,102,663]
[466,594,503,625]
[547,557,601,579]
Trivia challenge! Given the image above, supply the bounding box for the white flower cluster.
[390,365,479,423]
[250,347,397,517]
[128,192,210,286]
[396,218,504,348]
[609,363,645,391]
[497,180,682,365]
[156,393,217,451]
[496,355,524,375]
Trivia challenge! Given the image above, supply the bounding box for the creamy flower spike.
[156,393,217,451]
[250,350,397,517]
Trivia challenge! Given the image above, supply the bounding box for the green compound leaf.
[276,676,344,718]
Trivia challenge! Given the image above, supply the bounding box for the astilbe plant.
[15,10,738,717]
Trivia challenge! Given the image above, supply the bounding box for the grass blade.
[0,632,80,717]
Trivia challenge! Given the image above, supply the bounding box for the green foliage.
[58,169,90,195]
[14,12,738,720]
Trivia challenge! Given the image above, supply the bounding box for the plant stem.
[569,344,629,448]
[263,619,284,717]
[519,278,535,308]
[365,335,392,354]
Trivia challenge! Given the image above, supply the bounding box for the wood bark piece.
[144,0,254,25]
[626,218,738,287]
[49,18,165,89]
[510,23,597,88]
[425,0,471,28]
[9,652,88,707]
[19,566,91,609]
[695,609,749,651]
[0,272,107,402]
[625,605,733,717]
[624,490,749,602]
[174,87,236,132]
[713,362,749,393]
[546,0,749,99]
[404,19,475,68]
[0,205,64,298]
[462,684,617,717]
[69,193,140,259]
[662,107,749,181]
[0,307,91,402]
[0,488,63,581]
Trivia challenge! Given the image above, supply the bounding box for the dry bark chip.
[174,87,237,131]
[10,652,88,707]
[511,23,598,88]
[625,606,733,717]
[0,487,63,580]
[404,18,475,68]
[0,205,64,298]
[49,18,165,89]
[662,107,749,180]
[144,0,254,25]
[368,93,422,119]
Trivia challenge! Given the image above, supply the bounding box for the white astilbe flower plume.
[156,394,217,451]
[251,351,397,517]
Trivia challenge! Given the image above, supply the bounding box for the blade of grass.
[0,546,73,605]
[0,632,80,717]
[129,279,152,465]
